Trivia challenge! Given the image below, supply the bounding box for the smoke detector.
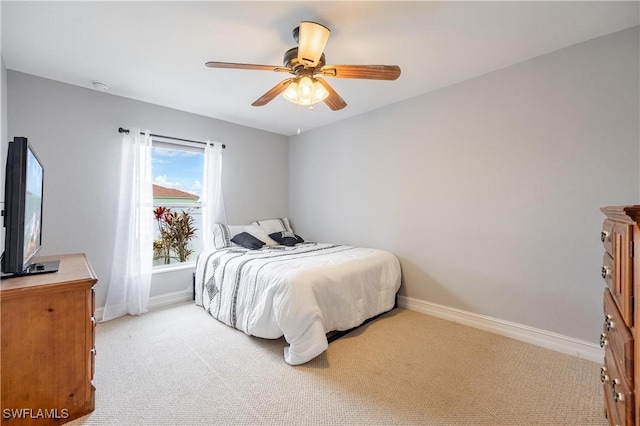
[91,81,110,92]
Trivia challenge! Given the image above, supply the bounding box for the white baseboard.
[148,289,193,310]
[95,290,192,322]
[398,295,604,364]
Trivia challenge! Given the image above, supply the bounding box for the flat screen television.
[2,137,58,278]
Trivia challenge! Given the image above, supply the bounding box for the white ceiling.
[2,1,638,136]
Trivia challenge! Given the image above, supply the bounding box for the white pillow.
[244,225,278,246]
[212,224,245,249]
[251,217,294,235]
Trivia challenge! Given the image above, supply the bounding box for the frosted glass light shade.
[282,76,329,106]
[298,22,330,67]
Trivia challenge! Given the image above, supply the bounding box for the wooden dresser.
[1,253,97,425]
[601,206,640,426]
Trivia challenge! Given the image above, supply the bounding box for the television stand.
[1,259,60,278]
[1,253,97,425]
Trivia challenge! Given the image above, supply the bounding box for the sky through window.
[151,146,204,198]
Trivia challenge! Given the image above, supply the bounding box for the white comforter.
[194,242,401,365]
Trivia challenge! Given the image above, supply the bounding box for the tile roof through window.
[152,184,199,201]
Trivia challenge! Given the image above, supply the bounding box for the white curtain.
[102,128,154,322]
[202,142,227,250]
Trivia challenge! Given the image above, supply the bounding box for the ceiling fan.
[205,21,401,111]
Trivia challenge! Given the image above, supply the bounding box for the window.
[151,141,204,268]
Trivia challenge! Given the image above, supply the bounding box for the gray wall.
[1,0,6,247]
[1,0,6,251]
[0,2,4,149]
[1,57,5,150]
[289,27,639,343]
[1,56,5,253]
[6,71,289,308]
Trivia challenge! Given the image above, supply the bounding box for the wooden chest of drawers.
[601,206,640,426]
[1,254,97,425]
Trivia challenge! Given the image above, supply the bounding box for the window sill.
[152,262,195,275]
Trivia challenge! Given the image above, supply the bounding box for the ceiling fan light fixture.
[298,76,314,99]
[298,21,330,67]
[282,76,329,106]
[313,80,329,103]
[282,81,300,103]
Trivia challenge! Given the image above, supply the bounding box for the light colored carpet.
[69,302,606,425]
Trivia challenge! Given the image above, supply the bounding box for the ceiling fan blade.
[297,21,330,67]
[320,65,401,80]
[252,78,294,107]
[205,61,287,72]
[316,77,347,111]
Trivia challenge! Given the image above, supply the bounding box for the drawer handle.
[612,379,624,402]
[602,266,611,279]
[605,315,615,331]
[600,333,608,348]
[601,231,609,243]
[601,366,609,383]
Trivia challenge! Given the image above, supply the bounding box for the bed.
[194,218,402,365]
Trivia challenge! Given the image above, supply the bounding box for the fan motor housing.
[284,47,325,72]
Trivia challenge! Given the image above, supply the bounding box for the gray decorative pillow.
[269,232,304,247]
[231,232,265,250]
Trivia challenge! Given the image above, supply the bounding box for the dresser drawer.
[603,220,615,257]
[603,289,634,386]
[601,222,634,328]
[603,353,634,426]
[603,382,622,426]
[603,253,616,297]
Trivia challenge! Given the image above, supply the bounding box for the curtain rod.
[118,127,225,149]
